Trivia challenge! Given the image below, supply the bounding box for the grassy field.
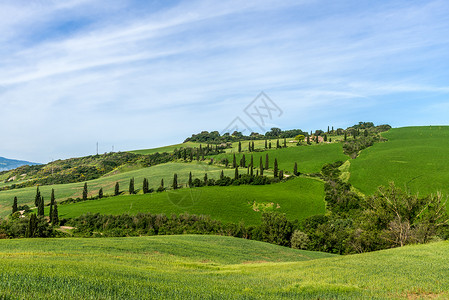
[0,162,234,217]
[0,235,447,299]
[129,142,203,155]
[350,126,449,196]
[55,177,325,225]
[212,143,349,174]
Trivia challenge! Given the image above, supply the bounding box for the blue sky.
[1,0,449,163]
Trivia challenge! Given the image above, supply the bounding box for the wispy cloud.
[1,0,449,162]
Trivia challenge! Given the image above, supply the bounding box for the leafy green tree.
[114,182,120,196]
[83,182,88,200]
[274,159,278,177]
[99,188,103,199]
[129,178,135,194]
[173,173,178,189]
[260,212,293,246]
[12,196,18,214]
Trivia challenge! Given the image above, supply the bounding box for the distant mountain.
[0,156,40,172]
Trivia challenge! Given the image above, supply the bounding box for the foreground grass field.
[0,235,447,299]
[0,162,235,217]
[350,126,449,196]
[55,177,325,225]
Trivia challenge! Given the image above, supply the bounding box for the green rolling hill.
[349,126,449,196]
[0,235,447,299]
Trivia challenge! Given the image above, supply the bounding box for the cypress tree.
[52,201,59,225]
[142,178,148,194]
[189,150,193,161]
[196,149,200,161]
[83,182,88,200]
[173,173,178,190]
[234,167,239,180]
[250,165,253,177]
[248,142,251,152]
[37,196,44,216]
[12,196,18,214]
[260,157,264,175]
[344,132,347,141]
[327,126,330,134]
[114,182,120,196]
[324,134,328,142]
[129,178,135,194]
[265,154,269,170]
[276,139,280,149]
[49,189,55,222]
[265,140,268,149]
[204,173,208,186]
[26,214,37,238]
[252,141,255,151]
[34,186,41,207]
[238,141,242,153]
[294,162,299,176]
[269,142,271,149]
[279,170,284,180]
[161,179,164,188]
[188,172,193,187]
[250,155,254,169]
[307,135,310,145]
[242,154,246,168]
[316,136,319,144]
[183,149,187,160]
[99,188,103,199]
[233,154,237,168]
[283,138,287,148]
[274,159,278,177]
[220,170,224,180]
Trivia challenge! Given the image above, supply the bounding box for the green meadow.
[0,235,447,299]
[212,143,348,174]
[350,126,449,196]
[54,177,325,225]
[0,162,234,217]
[130,141,203,155]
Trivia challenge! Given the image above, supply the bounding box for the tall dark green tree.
[260,157,264,176]
[233,154,237,168]
[344,132,347,141]
[324,134,328,142]
[265,154,269,170]
[188,172,193,187]
[238,141,242,153]
[37,196,44,217]
[26,214,37,238]
[234,167,239,180]
[173,173,178,189]
[189,150,193,161]
[279,170,284,180]
[12,196,18,214]
[114,182,120,196]
[99,188,103,199]
[34,186,41,207]
[183,149,187,160]
[248,142,251,152]
[52,201,59,225]
[129,178,135,194]
[265,140,268,149]
[204,173,208,186]
[276,139,280,149]
[307,135,310,145]
[143,178,149,194]
[220,170,224,179]
[252,141,255,151]
[293,162,299,176]
[49,189,55,222]
[269,141,272,149]
[283,138,287,148]
[274,159,278,178]
[83,182,88,200]
[161,179,164,188]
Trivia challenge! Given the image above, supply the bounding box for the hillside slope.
[0,235,447,299]
[0,156,39,171]
[350,126,449,196]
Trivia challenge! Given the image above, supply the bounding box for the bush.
[291,230,310,250]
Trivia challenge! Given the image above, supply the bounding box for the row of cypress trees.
[12,186,59,225]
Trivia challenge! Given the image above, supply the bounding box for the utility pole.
[96,142,99,155]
